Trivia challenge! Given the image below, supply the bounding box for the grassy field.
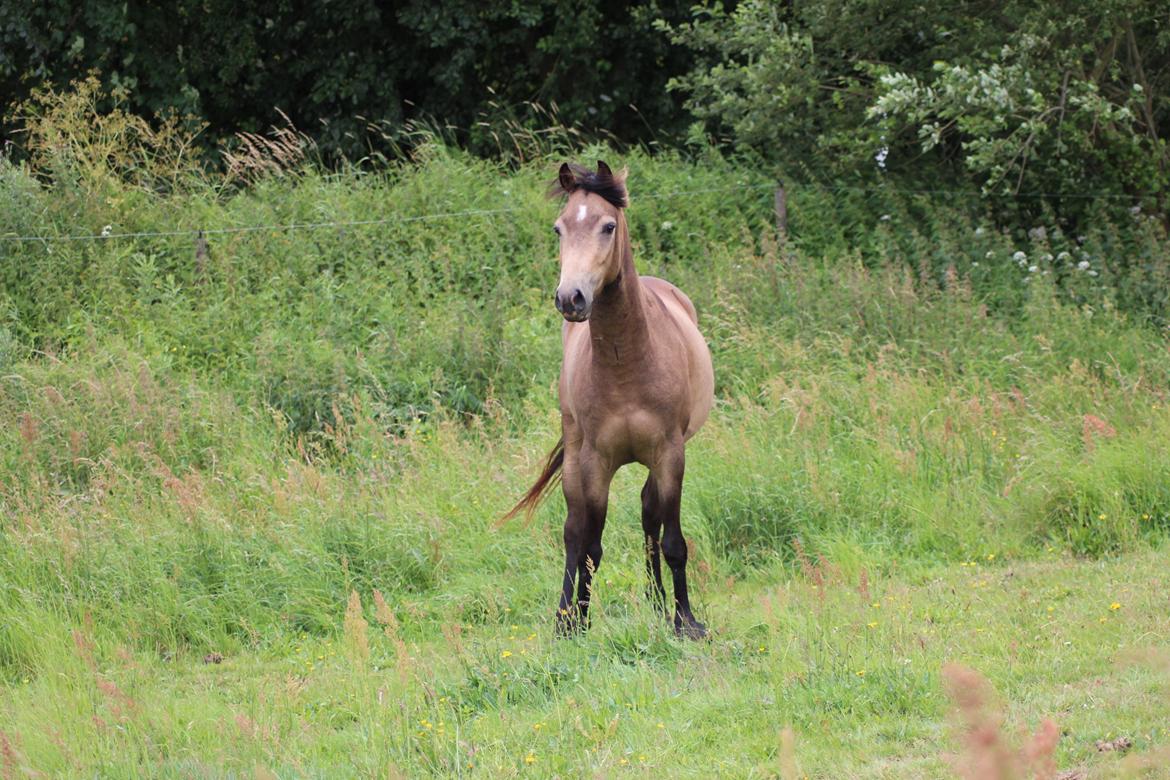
[3,97,1170,776]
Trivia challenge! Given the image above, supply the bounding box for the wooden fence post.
[774,182,788,258]
[194,230,209,282]
[774,181,787,235]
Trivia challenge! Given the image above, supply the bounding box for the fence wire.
[0,180,1155,245]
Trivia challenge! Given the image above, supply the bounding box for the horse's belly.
[682,343,714,441]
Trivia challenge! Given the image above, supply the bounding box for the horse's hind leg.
[653,445,707,639]
[640,475,668,616]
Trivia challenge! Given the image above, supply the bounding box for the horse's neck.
[588,230,650,368]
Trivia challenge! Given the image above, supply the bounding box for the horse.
[502,161,714,638]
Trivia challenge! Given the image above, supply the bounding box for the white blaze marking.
[576,204,588,222]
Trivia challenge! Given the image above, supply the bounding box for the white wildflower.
[100,225,113,238]
[1077,260,1090,271]
[661,221,673,230]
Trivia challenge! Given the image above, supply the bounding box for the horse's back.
[642,276,698,325]
[642,277,713,441]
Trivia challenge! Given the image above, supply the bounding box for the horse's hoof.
[555,609,585,638]
[674,619,709,641]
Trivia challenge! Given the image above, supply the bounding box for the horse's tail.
[497,436,564,526]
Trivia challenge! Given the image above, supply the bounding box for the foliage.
[10,74,209,198]
[2,79,1169,444]
[0,0,697,162]
[660,0,1170,212]
[870,10,1166,200]
[2,80,1170,776]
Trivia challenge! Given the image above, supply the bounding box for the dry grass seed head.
[344,590,370,665]
[372,589,400,637]
[943,663,1059,780]
[1081,414,1117,451]
[222,110,314,185]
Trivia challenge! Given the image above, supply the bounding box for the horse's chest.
[592,407,667,464]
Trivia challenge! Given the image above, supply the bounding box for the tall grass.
[2,80,1170,775]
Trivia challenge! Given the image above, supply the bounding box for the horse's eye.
[602,223,616,234]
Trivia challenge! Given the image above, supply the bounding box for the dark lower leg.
[661,524,705,638]
[556,536,582,636]
[641,477,667,614]
[576,538,602,626]
[656,453,705,639]
[558,465,609,636]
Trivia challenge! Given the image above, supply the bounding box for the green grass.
[2,101,1170,775]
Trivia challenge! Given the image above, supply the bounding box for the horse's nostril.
[571,289,585,309]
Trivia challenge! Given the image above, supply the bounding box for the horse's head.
[549,161,629,322]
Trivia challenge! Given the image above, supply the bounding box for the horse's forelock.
[549,162,628,209]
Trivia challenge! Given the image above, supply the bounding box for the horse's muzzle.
[554,287,590,321]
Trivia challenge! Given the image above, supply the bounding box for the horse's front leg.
[557,445,612,636]
[652,442,707,639]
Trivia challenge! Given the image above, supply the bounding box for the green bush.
[661,0,1168,222]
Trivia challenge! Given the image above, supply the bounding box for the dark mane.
[549,162,628,209]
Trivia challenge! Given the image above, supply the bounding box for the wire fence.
[0,179,1157,245]
[0,182,779,245]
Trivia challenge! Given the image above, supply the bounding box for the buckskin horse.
[503,161,714,638]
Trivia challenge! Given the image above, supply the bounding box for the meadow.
[2,101,1170,776]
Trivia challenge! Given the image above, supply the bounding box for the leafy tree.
[1,0,696,161]
[660,0,1169,207]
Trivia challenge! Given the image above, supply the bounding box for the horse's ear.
[596,160,612,179]
[558,163,576,194]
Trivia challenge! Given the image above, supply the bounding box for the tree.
[1,0,698,162]
[660,0,1169,205]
